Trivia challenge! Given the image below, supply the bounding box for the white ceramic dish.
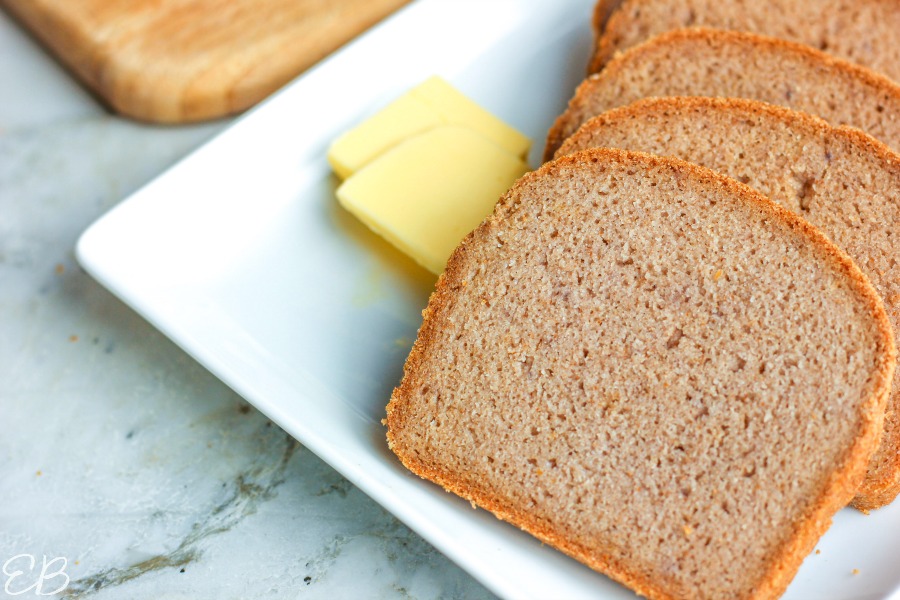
[76,1,900,598]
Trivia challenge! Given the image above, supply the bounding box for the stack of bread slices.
[386,2,900,598]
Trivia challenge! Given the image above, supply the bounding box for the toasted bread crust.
[386,148,895,599]
[545,29,900,162]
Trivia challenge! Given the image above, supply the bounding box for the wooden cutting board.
[1,0,411,123]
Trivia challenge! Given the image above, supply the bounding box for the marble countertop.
[0,9,494,599]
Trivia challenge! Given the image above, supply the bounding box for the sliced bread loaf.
[386,148,895,599]
[589,0,900,80]
[545,29,900,161]
[555,97,900,510]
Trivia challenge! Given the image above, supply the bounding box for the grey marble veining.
[0,24,496,598]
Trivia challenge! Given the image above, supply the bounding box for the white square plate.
[76,1,900,598]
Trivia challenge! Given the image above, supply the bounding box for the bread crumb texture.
[556,96,900,510]
[386,149,894,599]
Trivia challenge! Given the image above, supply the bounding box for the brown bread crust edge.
[385,148,896,599]
[554,96,900,510]
[545,28,900,162]
[589,0,626,72]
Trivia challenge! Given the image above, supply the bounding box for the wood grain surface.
[1,0,411,123]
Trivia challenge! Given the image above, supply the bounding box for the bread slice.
[386,148,895,599]
[590,0,625,47]
[555,97,900,510]
[589,0,900,80]
[545,29,900,161]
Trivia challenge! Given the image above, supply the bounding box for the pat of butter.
[328,76,531,179]
[336,125,529,274]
